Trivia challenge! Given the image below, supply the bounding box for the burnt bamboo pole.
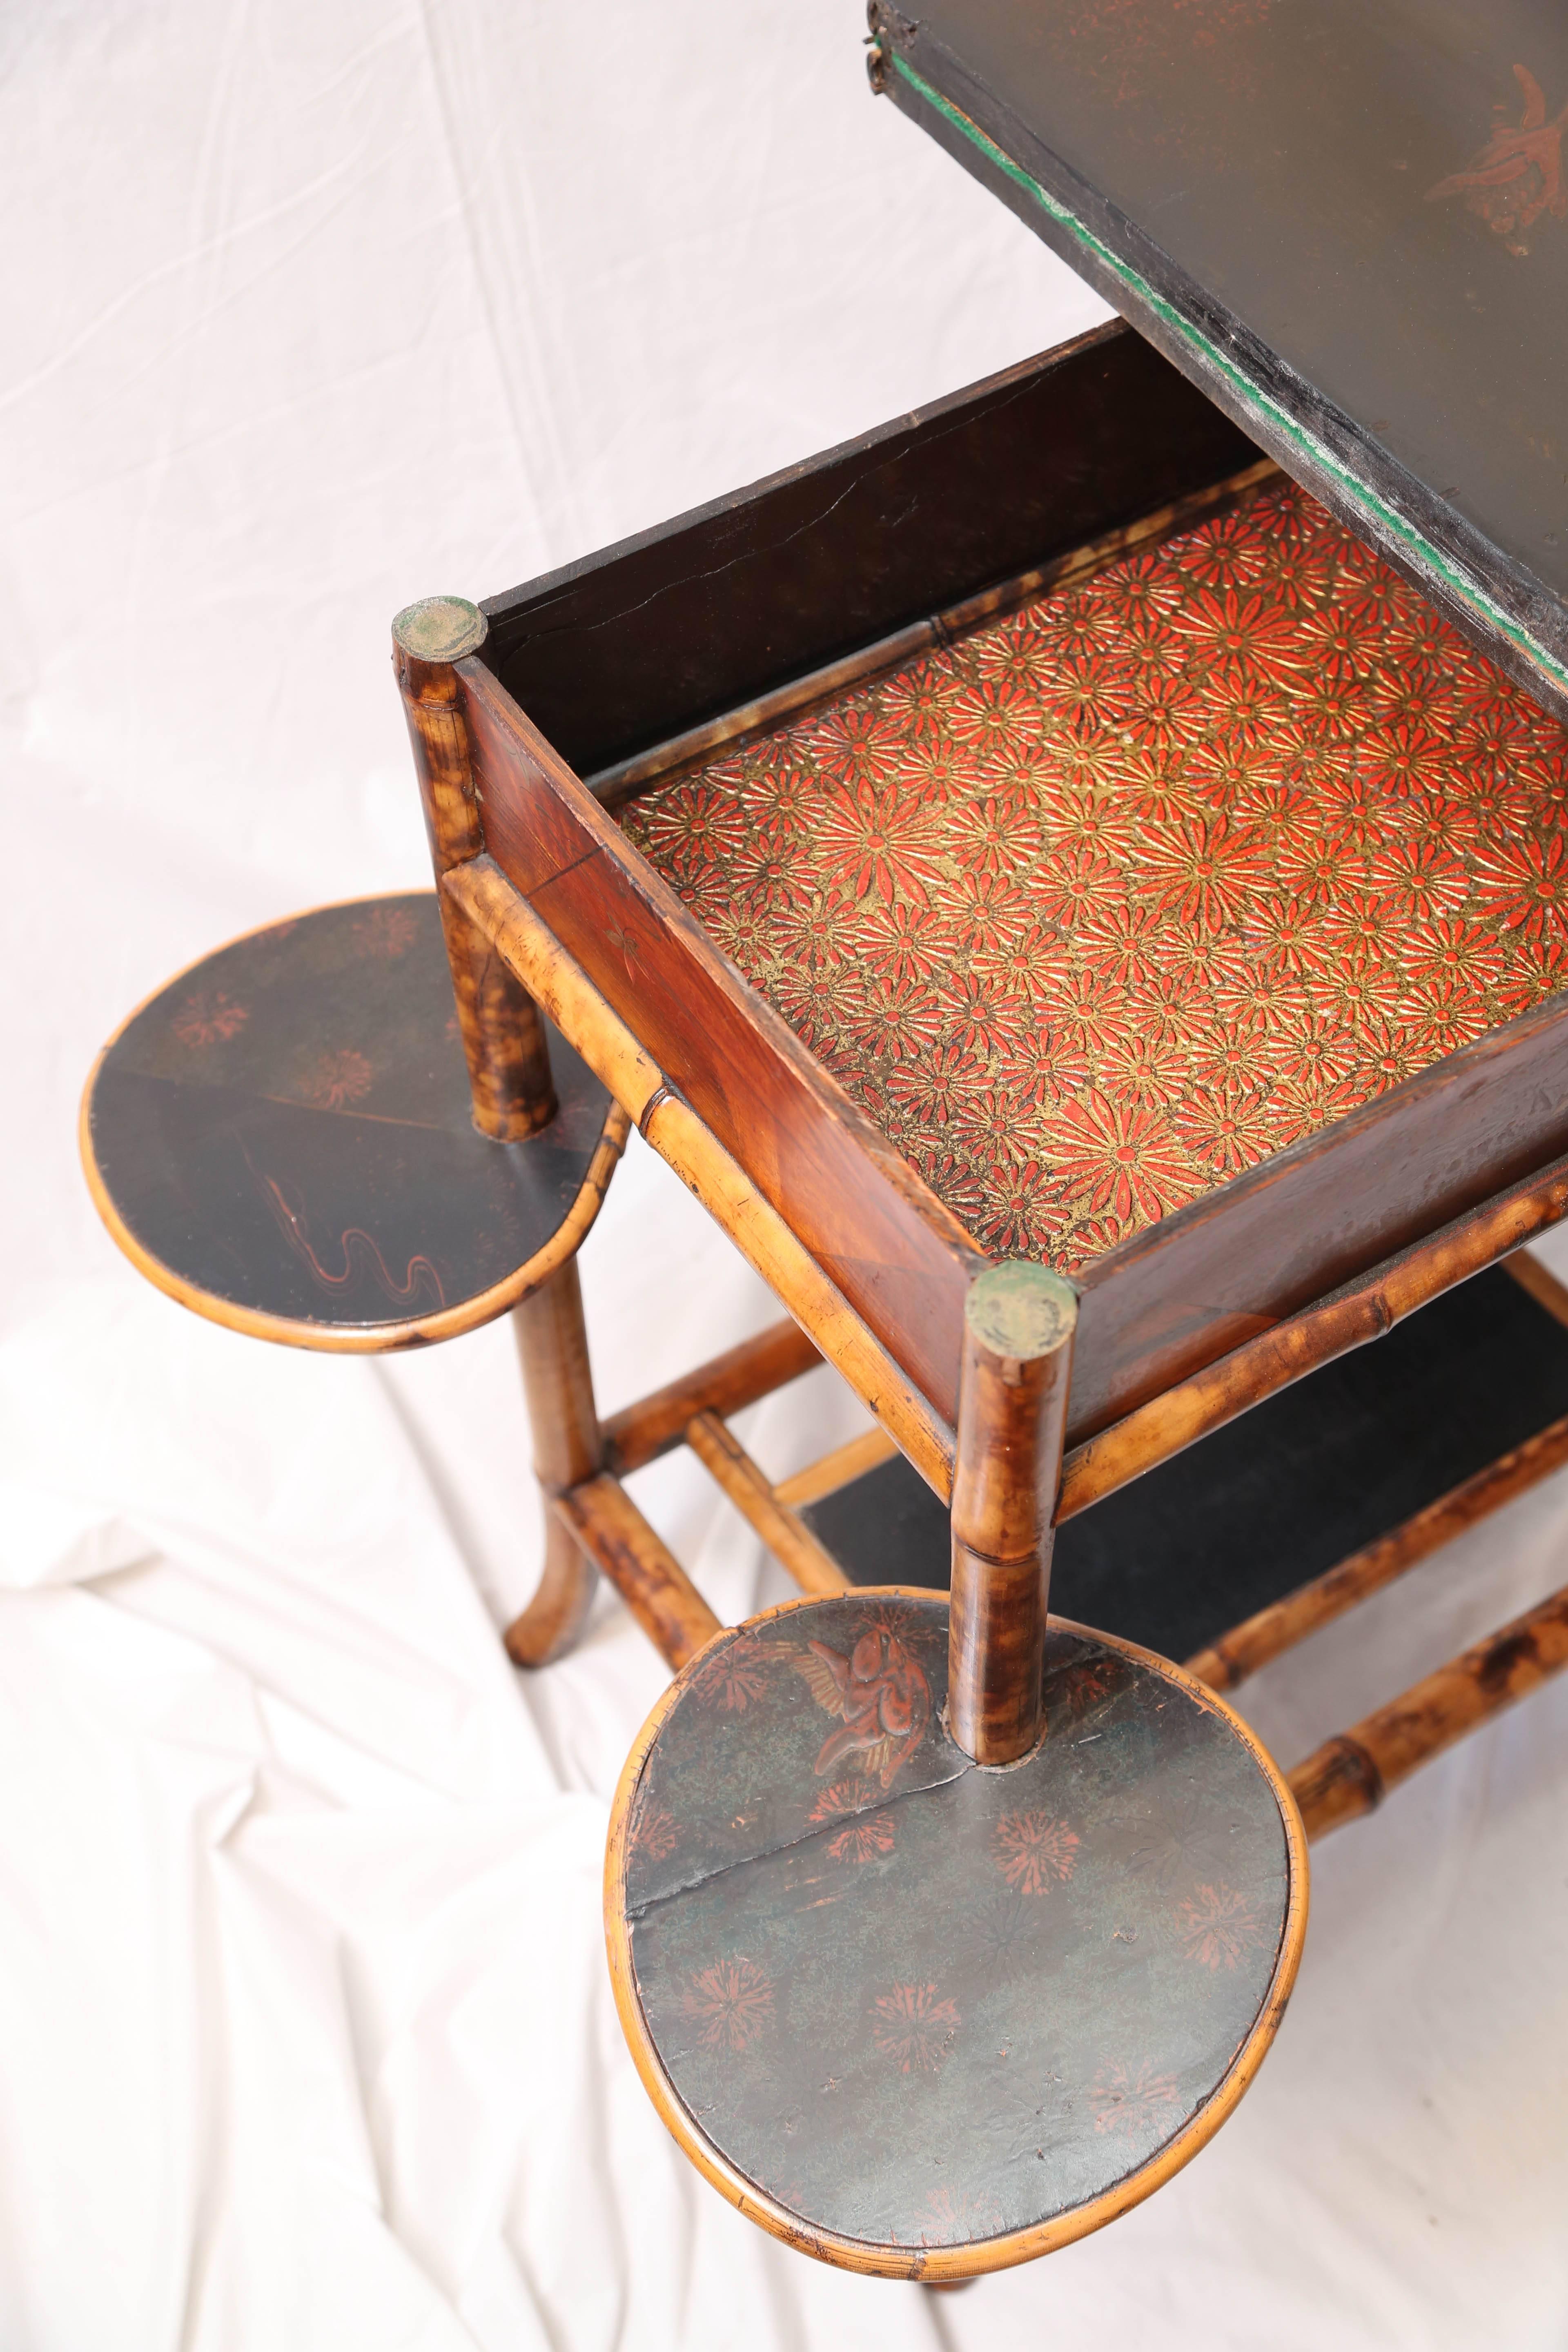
[601,1321,820,1476]
[554,1474,721,1670]
[1187,1412,1568,1691]
[1288,1581,1568,1838]
[392,599,557,1140]
[684,1411,850,1598]
[443,856,956,1494]
[949,1264,1078,1765]
[505,1260,604,1667]
[1058,1163,1568,1521]
[1504,1245,1568,1328]
[773,1426,898,1509]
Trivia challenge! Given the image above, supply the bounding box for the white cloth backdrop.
[3,2,1566,2343]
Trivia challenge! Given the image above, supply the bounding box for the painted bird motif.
[789,1626,931,1788]
[1427,64,1568,255]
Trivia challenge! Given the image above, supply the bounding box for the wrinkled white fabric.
[1,2,1565,2345]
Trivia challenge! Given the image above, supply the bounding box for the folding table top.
[871,2,1568,722]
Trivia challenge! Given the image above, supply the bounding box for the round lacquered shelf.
[82,893,626,1350]
[607,1589,1306,2281]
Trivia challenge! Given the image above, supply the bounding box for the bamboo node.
[393,595,488,663]
[966,1262,1078,1361]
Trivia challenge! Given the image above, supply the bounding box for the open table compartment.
[457,325,1568,1473]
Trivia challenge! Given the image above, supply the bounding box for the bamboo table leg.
[948,1263,1078,1763]
[393,595,557,1140]
[506,1260,604,1666]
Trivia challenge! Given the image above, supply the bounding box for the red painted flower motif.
[1092,2058,1180,2136]
[642,782,751,887]
[802,698,905,786]
[1404,982,1492,1058]
[976,1158,1065,1258]
[352,903,419,958]
[950,1087,1038,1171]
[1367,717,1448,798]
[1404,915,1508,995]
[1124,669,1206,752]
[1193,668,1285,753]
[992,1810,1080,1894]
[1272,1007,1358,1091]
[1344,1015,1428,1097]
[884,1041,987,1126]
[1076,900,1168,990]
[992,1025,1092,1110]
[1298,603,1373,688]
[870,1983,960,2073]
[771,892,855,972]
[1209,955,1308,1033]
[842,976,947,1065]
[1184,1019,1276,1095]
[948,792,1043,876]
[877,656,951,739]
[1050,1090,1193,1227]
[946,864,1031,953]
[633,1805,678,1864]
[730,838,815,918]
[1367,835,1469,922]
[692,1637,771,1713]
[1038,971,1138,1061]
[1097,1025,1185,1109]
[1473,832,1568,940]
[1041,652,1136,738]
[1236,892,1320,975]
[940,967,1027,1058]
[1170,586,1312,688]
[916,2185,1006,2246]
[1492,934,1568,1018]
[947,677,1040,756]
[1273,826,1353,906]
[1281,664,1365,744]
[172,990,248,1047]
[1318,891,1403,968]
[682,1957,775,2052]
[1140,815,1266,929]
[1176,1882,1267,1970]
[1173,1085,1283,1176]
[1183,509,1267,592]
[1039,778,1137,862]
[811,780,947,909]
[1033,844,1123,927]
[300,1049,372,1109]
[815,1779,898,1865]
[770,960,866,1053]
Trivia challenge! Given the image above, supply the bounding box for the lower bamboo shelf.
[800,1264,1568,1668]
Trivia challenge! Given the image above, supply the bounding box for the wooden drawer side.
[461,661,984,1424]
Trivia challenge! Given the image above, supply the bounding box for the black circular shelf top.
[608,1590,1306,2281]
[82,893,623,1349]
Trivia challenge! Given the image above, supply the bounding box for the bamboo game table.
[82,0,1568,2287]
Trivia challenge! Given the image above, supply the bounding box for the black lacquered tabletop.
[873,0,1568,717]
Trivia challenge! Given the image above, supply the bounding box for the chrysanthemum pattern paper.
[621,481,1568,1271]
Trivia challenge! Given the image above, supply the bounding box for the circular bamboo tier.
[82,893,625,1350]
[607,1590,1306,2281]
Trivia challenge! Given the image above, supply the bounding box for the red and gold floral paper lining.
[620,480,1568,1272]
